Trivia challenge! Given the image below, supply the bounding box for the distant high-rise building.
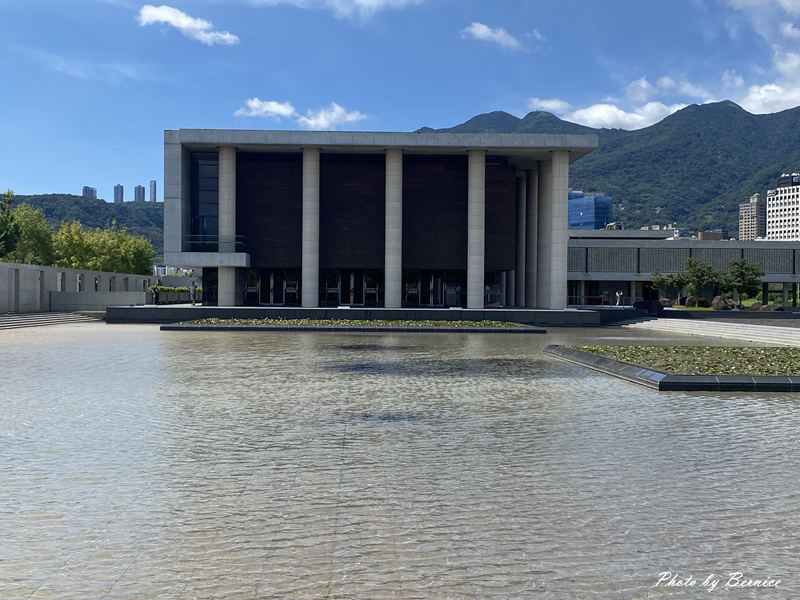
[767,173,800,241]
[568,191,614,229]
[149,180,157,203]
[739,193,766,240]
[82,186,97,200]
[134,185,145,203]
[114,184,124,204]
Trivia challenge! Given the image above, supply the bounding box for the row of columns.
[215,145,569,309]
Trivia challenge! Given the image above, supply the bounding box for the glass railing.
[183,235,246,253]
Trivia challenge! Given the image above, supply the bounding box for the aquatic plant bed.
[544,345,800,391]
[163,318,545,334]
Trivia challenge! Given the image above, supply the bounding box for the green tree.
[683,258,724,299]
[651,271,687,300]
[7,204,54,265]
[53,221,92,270]
[0,189,21,258]
[728,258,764,299]
[53,221,154,275]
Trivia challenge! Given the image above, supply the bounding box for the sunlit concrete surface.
[1,323,798,598]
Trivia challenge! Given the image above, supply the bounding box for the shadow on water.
[332,344,420,352]
[350,412,425,423]
[323,357,591,379]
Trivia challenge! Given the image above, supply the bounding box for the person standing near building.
[190,281,197,306]
[615,290,623,306]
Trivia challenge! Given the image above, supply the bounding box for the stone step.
[620,319,800,346]
[0,313,101,330]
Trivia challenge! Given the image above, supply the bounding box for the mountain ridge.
[419,101,800,233]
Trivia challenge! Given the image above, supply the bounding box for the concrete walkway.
[0,312,102,330]
[619,317,800,347]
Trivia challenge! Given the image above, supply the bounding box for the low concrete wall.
[1,261,155,314]
[50,291,147,312]
[106,306,603,326]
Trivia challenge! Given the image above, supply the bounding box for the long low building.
[164,129,598,309]
[567,234,800,306]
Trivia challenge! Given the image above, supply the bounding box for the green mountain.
[420,101,800,233]
[11,194,164,259]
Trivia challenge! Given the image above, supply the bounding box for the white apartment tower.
[767,173,800,241]
[149,179,157,203]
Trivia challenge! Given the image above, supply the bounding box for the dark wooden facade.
[232,151,517,272]
[236,152,303,268]
[320,154,385,269]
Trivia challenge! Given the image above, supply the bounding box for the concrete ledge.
[107,306,602,326]
[161,324,546,334]
[544,345,800,392]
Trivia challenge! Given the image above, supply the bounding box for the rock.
[711,296,731,310]
[660,298,674,307]
[686,296,698,307]
[749,302,762,311]
[760,303,784,311]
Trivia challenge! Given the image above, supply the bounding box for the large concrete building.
[114,184,124,204]
[767,173,800,241]
[567,230,800,307]
[164,129,598,308]
[82,186,97,200]
[150,179,157,203]
[134,185,146,203]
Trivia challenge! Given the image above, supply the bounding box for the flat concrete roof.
[569,229,676,240]
[166,129,599,162]
[568,238,800,249]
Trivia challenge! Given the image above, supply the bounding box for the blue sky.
[3,0,800,200]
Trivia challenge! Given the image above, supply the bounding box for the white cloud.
[678,80,712,98]
[722,69,745,88]
[297,102,367,129]
[460,22,522,50]
[625,77,656,101]
[780,21,800,38]
[530,29,545,42]
[657,76,677,90]
[527,97,570,112]
[138,5,239,45]
[234,98,296,118]
[739,82,800,111]
[234,98,367,129]
[10,44,150,83]
[565,101,687,129]
[773,47,800,80]
[247,0,424,19]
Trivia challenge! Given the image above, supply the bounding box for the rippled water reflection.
[1,324,799,599]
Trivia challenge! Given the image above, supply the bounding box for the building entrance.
[403,270,465,308]
[320,269,382,307]
[257,269,301,305]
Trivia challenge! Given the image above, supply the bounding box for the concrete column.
[467,149,486,309]
[500,271,507,306]
[218,146,236,253]
[537,151,569,309]
[514,175,526,307]
[302,148,321,308]
[524,167,539,307]
[783,283,790,309]
[385,149,403,308]
[762,282,769,305]
[508,269,515,308]
[218,266,236,307]
[578,280,585,305]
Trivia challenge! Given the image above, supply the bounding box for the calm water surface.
[0,324,798,599]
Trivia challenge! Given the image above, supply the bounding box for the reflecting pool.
[1,324,798,598]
